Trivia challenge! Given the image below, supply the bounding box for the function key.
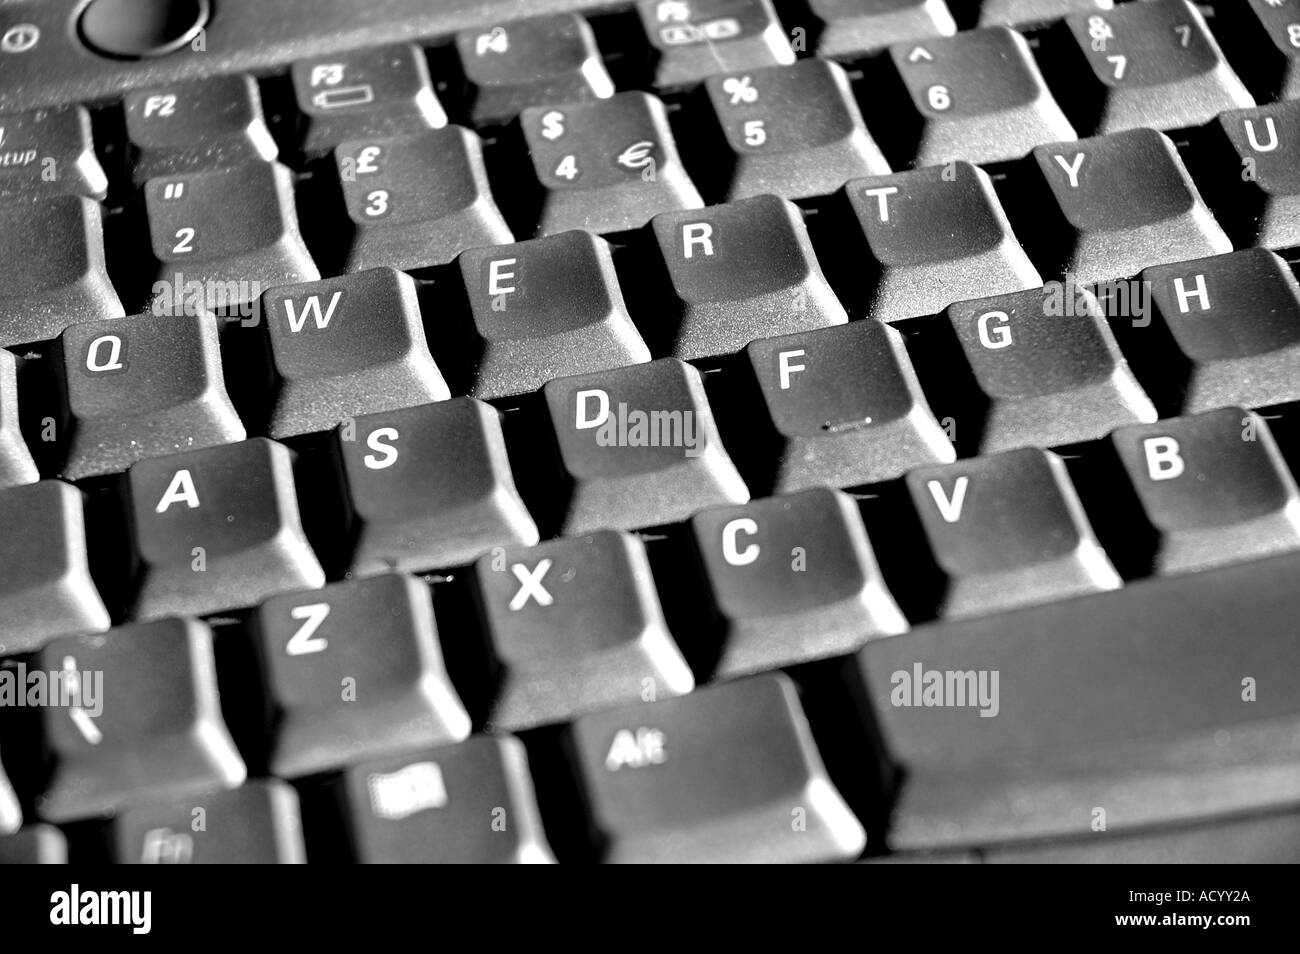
[638,0,795,88]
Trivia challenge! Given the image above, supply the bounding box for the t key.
[261,267,449,438]
[638,0,795,88]
[521,91,703,236]
[456,12,614,126]
[292,43,447,156]
[0,106,106,201]
[690,488,906,677]
[334,128,512,272]
[254,573,470,777]
[471,530,694,731]
[56,312,245,480]
[34,617,246,823]
[843,162,1040,322]
[903,447,1120,618]
[128,439,325,619]
[542,358,749,534]
[648,194,848,360]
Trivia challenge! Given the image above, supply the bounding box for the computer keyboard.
[0,0,1299,865]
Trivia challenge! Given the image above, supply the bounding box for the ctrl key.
[569,674,865,863]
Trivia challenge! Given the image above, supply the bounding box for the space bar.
[855,549,1300,851]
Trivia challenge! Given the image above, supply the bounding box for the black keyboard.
[1,0,1299,865]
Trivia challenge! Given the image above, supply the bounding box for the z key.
[638,0,795,88]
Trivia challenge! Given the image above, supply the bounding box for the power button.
[78,0,211,59]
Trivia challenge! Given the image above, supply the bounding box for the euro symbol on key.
[616,140,656,170]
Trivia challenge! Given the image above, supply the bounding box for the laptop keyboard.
[1,0,1300,864]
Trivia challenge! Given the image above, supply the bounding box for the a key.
[886,27,1075,166]
[1029,128,1231,286]
[902,446,1119,618]
[1223,0,1300,102]
[647,194,848,360]
[456,12,614,126]
[569,673,865,863]
[690,488,906,676]
[470,530,694,731]
[113,780,306,864]
[0,105,106,200]
[124,75,278,183]
[0,826,67,864]
[1210,101,1300,251]
[0,196,122,346]
[810,0,957,60]
[0,348,38,488]
[638,0,795,88]
[941,285,1156,452]
[0,749,17,836]
[841,162,1040,323]
[521,91,703,236]
[455,230,650,399]
[702,59,889,201]
[977,0,1112,30]
[342,735,555,863]
[334,398,538,574]
[253,573,470,778]
[0,481,110,655]
[1136,249,1300,414]
[743,318,954,491]
[128,438,325,619]
[144,162,319,315]
[1058,0,1253,134]
[542,358,749,535]
[852,546,1300,849]
[34,619,245,824]
[1107,407,1300,575]
[291,43,447,157]
[55,311,245,481]
[333,128,512,273]
[261,267,449,439]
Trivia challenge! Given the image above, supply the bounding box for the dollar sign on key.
[541,110,565,140]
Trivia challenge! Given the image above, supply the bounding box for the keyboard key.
[1226,0,1300,102]
[128,439,325,619]
[842,162,1040,322]
[0,196,122,346]
[1137,249,1300,413]
[1059,0,1253,134]
[702,59,889,201]
[55,312,245,481]
[261,268,449,438]
[978,0,1112,30]
[569,673,865,863]
[456,12,614,126]
[254,573,470,777]
[1108,407,1300,575]
[292,43,447,156]
[113,780,306,864]
[886,26,1075,166]
[811,0,957,60]
[335,398,538,574]
[903,447,1119,618]
[942,285,1155,452]
[342,735,555,863]
[0,481,110,655]
[1030,128,1230,286]
[334,128,512,272]
[542,358,749,534]
[691,488,906,676]
[744,318,954,491]
[522,91,703,236]
[455,231,650,399]
[1211,101,1300,251]
[0,751,17,835]
[470,530,694,731]
[145,162,319,314]
[124,75,278,182]
[852,547,1300,849]
[0,105,106,200]
[639,0,795,88]
[35,617,246,823]
[0,348,38,488]
[647,194,848,360]
[0,826,67,864]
